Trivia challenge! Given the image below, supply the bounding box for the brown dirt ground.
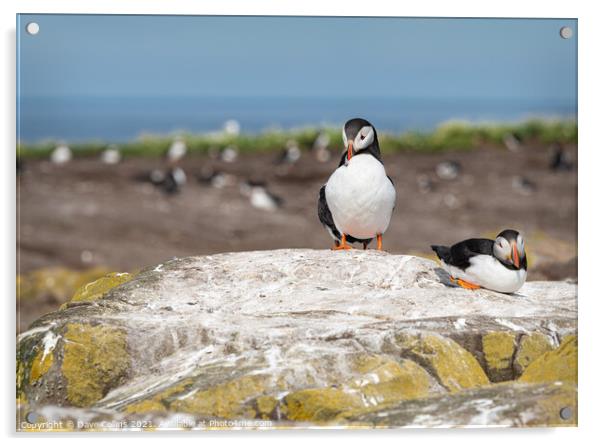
[16,144,577,330]
[17,145,578,270]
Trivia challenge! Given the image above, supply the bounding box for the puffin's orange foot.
[450,276,481,290]
[332,234,352,250]
[332,244,352,251]
[376,234,383,251]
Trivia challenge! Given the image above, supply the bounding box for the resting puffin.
[318,118,396,250]
[431,229,527,293]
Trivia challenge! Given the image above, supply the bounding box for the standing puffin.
[50,143,72,165]
[166,137,187,165]
[318,118,396,250]
[431,229,527,293]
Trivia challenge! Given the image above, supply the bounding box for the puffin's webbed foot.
[332,234,352,251]
[332,245,352,251]
[450,276,481,290]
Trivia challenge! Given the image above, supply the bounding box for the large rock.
[16,249,577,429]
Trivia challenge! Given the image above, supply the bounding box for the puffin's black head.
[342,118,379,161]
[493,229,527,270]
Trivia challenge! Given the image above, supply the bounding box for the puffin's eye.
[360,134,365,140]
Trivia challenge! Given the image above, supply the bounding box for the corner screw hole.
[26,22,40,35]
[559,26,573,39]
[559,406,573,420]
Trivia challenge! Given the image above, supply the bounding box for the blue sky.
[17,15,577,100]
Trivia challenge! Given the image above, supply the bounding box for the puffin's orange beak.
[512,242,520,268]
[347,142,353,161]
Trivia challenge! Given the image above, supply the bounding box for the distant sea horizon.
[17,95,577,144]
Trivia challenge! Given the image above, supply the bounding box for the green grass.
[17,118,577,159]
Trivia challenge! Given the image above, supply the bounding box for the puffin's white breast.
[442,255,527,293]
[324,154,396,239]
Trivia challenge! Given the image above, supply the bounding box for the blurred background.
[16,15,577,331]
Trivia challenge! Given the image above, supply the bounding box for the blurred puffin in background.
[141,166,187,194]
[274,140,301,175]
[431,229,527,293]
[50,143,72,165]
[318,118,396,250]
[240,180,284,212]
[549,142,573,171]
[275,140,301,165]
[100,144,122,165]
[162,167,187,194]
[312,131,331,163]
[166,137,187,165]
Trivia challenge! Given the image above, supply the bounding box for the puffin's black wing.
[448,238,494,270]
[318,184,374,246]
[431,245,452,264]
[318,185,341,241]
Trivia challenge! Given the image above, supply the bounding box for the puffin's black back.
[431,238,494,270]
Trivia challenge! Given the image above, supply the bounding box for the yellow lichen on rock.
[397,333,489,392]
[16,358,26,396]
[123,378,196,414]
[62,323,130,407]
[351,353,389,375]
[347,355,432,406]
[66,272,134,306]
[482,331,517,381]
[124,375,275,420]
[170,374,272,419]
[520,335,577,385]
[17,266,111,302]
[514,332,555,376]
[281,354,434,422]
[30,348,54,382]
[283,387,360,422]
[124,399,168,414]
[255,395,278,419]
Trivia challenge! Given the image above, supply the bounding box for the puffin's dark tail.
[430,245,451,263]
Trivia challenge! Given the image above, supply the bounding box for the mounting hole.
[559,406,573,420]
[26,22,40,35]
[559,26,573,39]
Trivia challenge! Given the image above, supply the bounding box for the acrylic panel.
[16,15,577,431]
